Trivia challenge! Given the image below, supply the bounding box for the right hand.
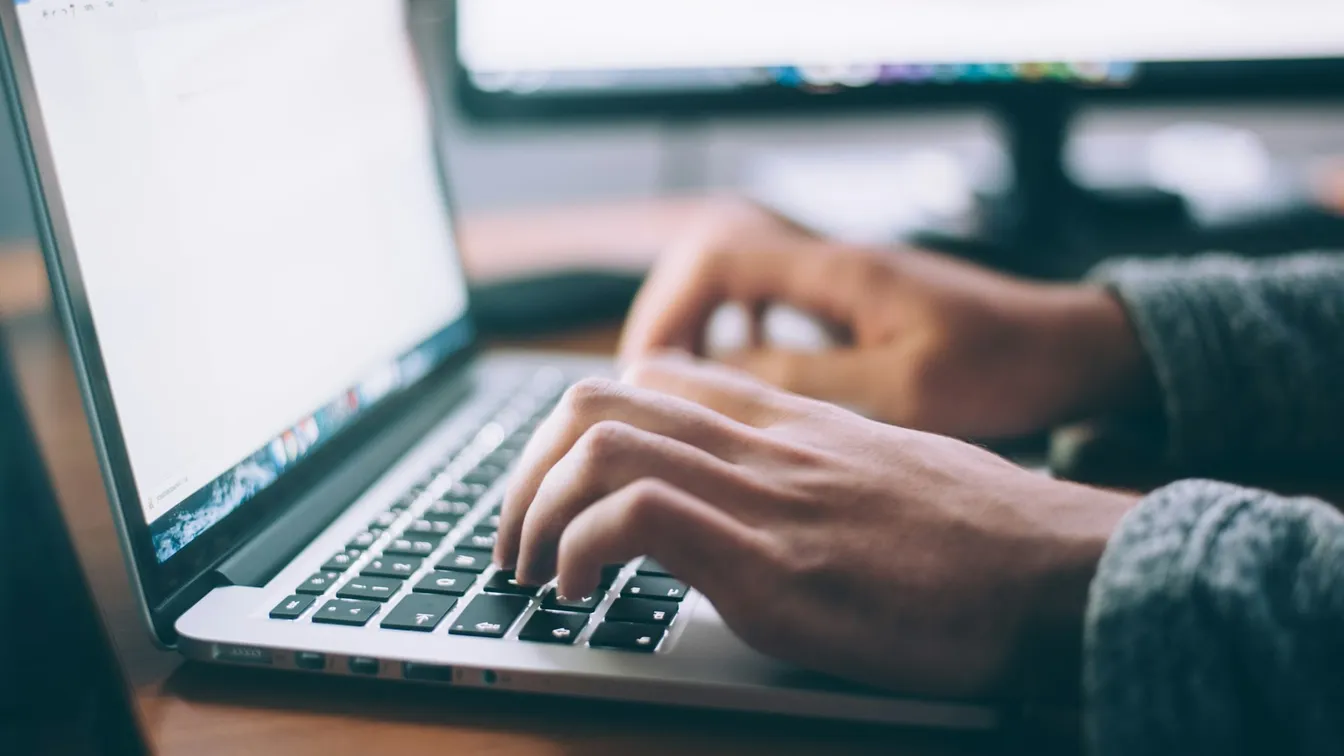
[619,201,1152,440]
[495,355,1136,698]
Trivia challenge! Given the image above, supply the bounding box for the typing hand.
[495,355,1135,697]
[619,199,1152,440]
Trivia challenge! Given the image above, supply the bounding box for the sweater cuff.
[1083,479,1344,756]
[1087,256,1242,465]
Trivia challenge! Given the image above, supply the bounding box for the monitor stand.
[913,92,1191,280]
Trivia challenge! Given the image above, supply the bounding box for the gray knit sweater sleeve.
[1078,253,1344,753]
[1085,481,1344,755]
[1089,252,1344,466]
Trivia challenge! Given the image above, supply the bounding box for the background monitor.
[454,0,1344,119]
[452,1,1344,270]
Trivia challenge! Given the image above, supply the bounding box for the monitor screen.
[13,0,472,562]
[457,0,1344,97]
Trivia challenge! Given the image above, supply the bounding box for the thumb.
[720,348,878,410]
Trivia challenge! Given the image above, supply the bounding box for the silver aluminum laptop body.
[0,0,995,729]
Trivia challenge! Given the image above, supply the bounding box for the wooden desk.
[0,204,996,756]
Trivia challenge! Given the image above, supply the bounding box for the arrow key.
[381,593,456,632]
[518,610,587,645]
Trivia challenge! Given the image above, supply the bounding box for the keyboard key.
[542,589,603,613]
[598,564,625,588]
[463,531,497,550]
[384,537,439,557]
[320,549,362,573]
[371,510,400,529]
[605,597,678,625]
[482,569,541,596]
[437,548,492,574]
[448,594,530,638]
[362,556,422,578]
[380,594,456,632]
[347,531,380,550]
[388,496,415,512]
[407,518,453,537]
[446,481,489,500]
[636,558,674,577]
[297,571,340,595]
[413,570,476,597]
[337,576,403,602]
[269,594,314,620]
[425,499,472,520]
[621,576,688,602]
[461,464,506,487]
[480,513,502,530]
[482,449,517,468]
[312,599,379,626]
[518,611,587,645]
[589,621,665,652]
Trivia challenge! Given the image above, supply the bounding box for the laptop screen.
[12,0,472,562]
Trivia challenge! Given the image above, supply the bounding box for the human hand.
[495,355,1136,698]
[619,200,1153,439]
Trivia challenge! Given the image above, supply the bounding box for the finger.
[621,352,799,426]
[515,421,761,585]
[495,376,753,569]
[721,348,883,411]
[554,478,766,602]
[617,239,863,364]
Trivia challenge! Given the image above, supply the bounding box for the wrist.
[1038,285,1157,424]
[1011,482,1138,704]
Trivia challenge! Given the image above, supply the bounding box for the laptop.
[0,331,150,755]
[0,0,994,728]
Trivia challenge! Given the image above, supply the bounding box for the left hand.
[495,354,1136,698]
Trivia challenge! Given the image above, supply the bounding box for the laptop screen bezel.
[0,0,481,641]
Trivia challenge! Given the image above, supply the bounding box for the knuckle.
[678,232,731,271]
[561,377,620,417]
[679,246,725,284]
[575,420,633,467]
[618,478,674,532]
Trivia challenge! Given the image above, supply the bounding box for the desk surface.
[0,202,997,755]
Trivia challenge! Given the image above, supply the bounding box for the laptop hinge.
[215,369,477,588]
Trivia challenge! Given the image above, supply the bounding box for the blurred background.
[5,0,1344,280]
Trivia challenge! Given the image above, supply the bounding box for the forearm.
[1084,480,1344,756]
[1086,252,1344,467]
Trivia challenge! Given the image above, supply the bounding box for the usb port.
[294,652,326,671]
[402,662,453,683]
[347,656,380,676]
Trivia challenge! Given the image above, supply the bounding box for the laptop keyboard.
[267,370,690,654]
